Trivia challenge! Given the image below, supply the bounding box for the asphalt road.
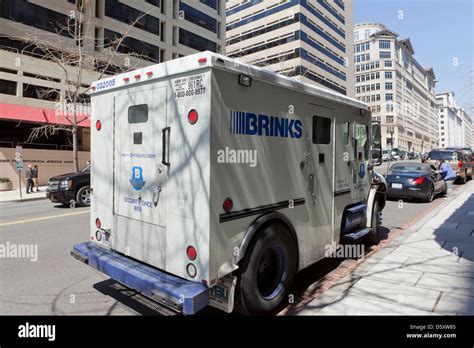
[0,168,464,315]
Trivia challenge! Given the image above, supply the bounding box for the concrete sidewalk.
[296,181,474,315]
[0,186,47,203]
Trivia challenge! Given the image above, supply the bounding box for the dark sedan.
[385,162,446,202]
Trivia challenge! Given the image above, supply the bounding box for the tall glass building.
[226,0,354,97]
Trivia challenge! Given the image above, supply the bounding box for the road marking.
[0,210,90,227]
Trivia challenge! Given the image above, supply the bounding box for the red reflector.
[223,197,233,213]
[95,120,102,131]
[95,218,101,229]
[188,109,198,125]
[146,71,153,76]
[134,74,141,79]
[91,85,96,91]
[186,246,197,261]
[413,176,425,185]
[198,57,207,63]
[123,77,130,82]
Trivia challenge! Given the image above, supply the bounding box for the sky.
[354,0,474,111]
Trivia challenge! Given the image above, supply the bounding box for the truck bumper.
[71,241,209,315]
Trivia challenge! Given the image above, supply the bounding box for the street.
[0,161,461,316]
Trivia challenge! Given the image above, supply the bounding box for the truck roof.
[91,51,368,110]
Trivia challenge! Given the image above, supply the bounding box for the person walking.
[437,160,457,198]
[25,164,34,194]
[32,165,39,192]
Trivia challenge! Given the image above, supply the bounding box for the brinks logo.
[230,111,303,139]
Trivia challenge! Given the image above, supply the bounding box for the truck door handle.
[153,186,162,207]
[162,127,170,166]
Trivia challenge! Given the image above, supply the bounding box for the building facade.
[226,0,354,97]
[354,23,439,153]
[0,0,225,187]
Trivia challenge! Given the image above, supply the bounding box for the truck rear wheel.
[368,201,381,245]
[234,223,297,315]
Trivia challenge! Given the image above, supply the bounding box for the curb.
[0,196,48,204]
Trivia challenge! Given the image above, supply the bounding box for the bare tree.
[13,0,157,171]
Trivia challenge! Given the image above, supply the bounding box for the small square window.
[128,104,148,123]
[312,116,331,145]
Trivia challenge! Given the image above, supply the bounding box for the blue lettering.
[257,114,270,136]
[245,113,258,135]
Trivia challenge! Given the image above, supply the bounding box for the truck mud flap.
[71,241,208,315]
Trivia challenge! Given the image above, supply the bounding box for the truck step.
[72,241,209,315]
[342,227,371,243]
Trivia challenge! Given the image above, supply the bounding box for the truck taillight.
[223,197,233,213]
[96,120,102,131]
[412,176,425,185]
[95,218,101,229]
[188,109,198,125]
[186,246,197,261]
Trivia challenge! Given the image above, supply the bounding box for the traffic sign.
[16,161,23,170]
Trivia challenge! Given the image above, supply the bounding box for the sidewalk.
[0,186,48,203]
[295,181,474,315]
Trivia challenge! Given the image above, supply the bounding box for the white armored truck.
[72,51,386,315]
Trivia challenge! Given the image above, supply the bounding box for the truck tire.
[76,186,91,207]
[234,223,297,315]
[368,201,381,244]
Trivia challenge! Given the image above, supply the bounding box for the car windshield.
[81,164,90,172]
[428,151,456,161]
[390,165,424,172]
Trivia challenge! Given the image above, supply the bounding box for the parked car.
[46,164,91,206]
[427,149,472,184]
[385,162,446,202]
[382,150,390,162]
[421,152,430,162]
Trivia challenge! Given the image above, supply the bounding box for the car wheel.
[424,185,435,203]
[234,223,297,316]
[76,186,91,207]
[368,201,381,244]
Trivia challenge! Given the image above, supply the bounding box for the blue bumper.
[71,241,209,315]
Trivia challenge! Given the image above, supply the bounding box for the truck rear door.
[113,87,168,255]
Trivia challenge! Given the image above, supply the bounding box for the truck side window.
[128,104,148,123]
[355,123,369,159]
[343,122,350,146]
[312,115,331,145]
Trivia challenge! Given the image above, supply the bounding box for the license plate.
[209,275,236,313]
[392,183,403,189]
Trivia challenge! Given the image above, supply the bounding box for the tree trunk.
[72,127,79,172]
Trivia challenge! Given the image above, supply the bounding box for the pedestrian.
[25,164,34,194]
[32,165,39,192]
[437,160,456,199]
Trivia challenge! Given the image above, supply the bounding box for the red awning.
[0,103,90,127]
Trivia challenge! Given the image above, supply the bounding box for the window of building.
[179,28,217,52]
[364,29,370,39]
[0,79,16,95]
[386,116,393,123]
[386,104,394,112]
[384,60,392,67]
[379,40,391,49]
[385,82,393,90]
[104,29,160,62]
[385,71,392,79]
[180,2,217,33]
[353,31,359,41]
[199,0,217,10]
[386,93,393,101]
[312,115,331,144]
[23,83,59,101]
[380,51,391,59]
[105,0,159,36]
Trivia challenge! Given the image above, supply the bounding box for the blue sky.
[355,0,474,110]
